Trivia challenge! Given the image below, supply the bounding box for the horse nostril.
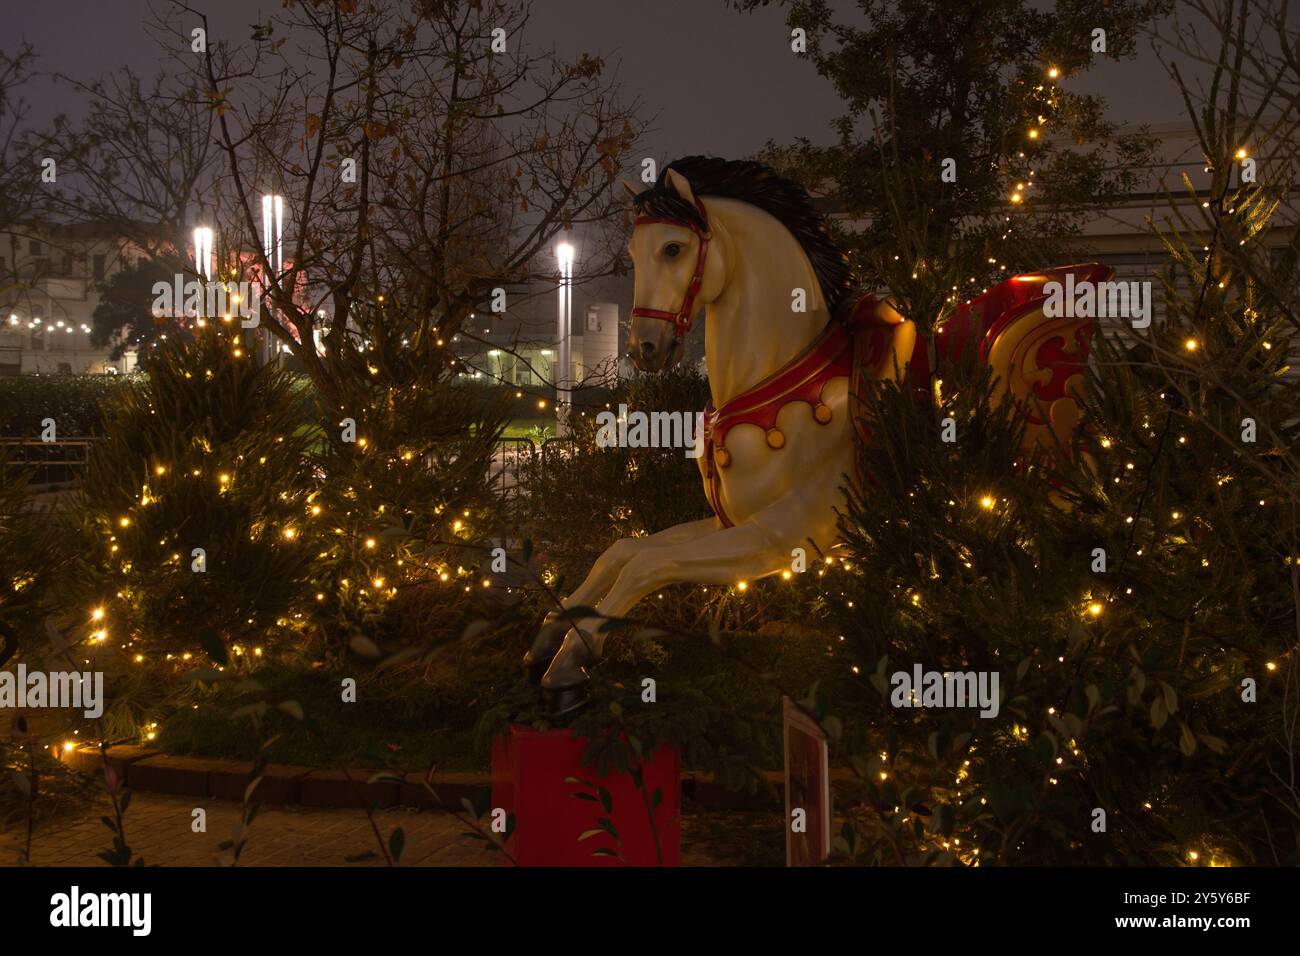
[639,341,656,358]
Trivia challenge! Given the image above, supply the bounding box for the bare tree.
[163,0,645,404]
[0,44,62,301]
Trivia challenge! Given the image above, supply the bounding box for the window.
[61,254,74,276]
[93,254,106,280]
[28,239,41,256]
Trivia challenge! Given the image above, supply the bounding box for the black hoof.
[523,648,550,685]
[543,681,591,716]
[523,614,568,684]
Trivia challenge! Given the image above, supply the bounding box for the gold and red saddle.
[700,263,1113,526]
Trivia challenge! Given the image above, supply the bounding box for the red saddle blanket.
[848,261,1113,455]
[701,263,1113,525]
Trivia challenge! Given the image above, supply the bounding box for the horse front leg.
[524,517,718,679]
[540,518,798,705]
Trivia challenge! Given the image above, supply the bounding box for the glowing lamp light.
[261,194,284,275]
[193,226,214,280]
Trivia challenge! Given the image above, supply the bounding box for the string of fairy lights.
[14,62,1284,866]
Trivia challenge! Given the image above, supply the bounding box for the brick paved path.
[0,792,780,867]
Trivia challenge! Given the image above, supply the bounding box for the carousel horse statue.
[525,156,1110,713]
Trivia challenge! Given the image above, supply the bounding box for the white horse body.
[527,169,909,706]
[526,160,1102,710]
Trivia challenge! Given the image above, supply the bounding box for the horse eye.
[663,242,682,258]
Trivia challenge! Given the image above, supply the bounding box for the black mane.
[633,156,853,313]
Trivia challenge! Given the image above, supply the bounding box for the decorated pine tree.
[69,321,320,673]
[823,97,1300,866]
[302,314,509,657]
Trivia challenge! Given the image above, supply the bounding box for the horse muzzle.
[627,332,683,372]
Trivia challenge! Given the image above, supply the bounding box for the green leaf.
[596,817,620,840]
[822,716,843,740]
[277,700,304,720]
[1150,695,1168,730]
[1199,734,1228,754]
[1179,722,1197,757]
[1033,732,1058,763]
[348,634,382,658]
[597,786,613,814]
[198,626,228,666]
[388,827,405,862]
[577,828,605,842]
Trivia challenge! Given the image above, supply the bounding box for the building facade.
[0,223,136,376]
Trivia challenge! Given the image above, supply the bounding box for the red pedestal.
[491,725,681,866]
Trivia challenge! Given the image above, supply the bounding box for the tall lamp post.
[260,194,284,364]
[555,241,574,437]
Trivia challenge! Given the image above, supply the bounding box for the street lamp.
[261,195,284,277]
[556,241,575,437]
[192,227,214,281]
[260,194,285,364]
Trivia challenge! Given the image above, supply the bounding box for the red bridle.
[630,198,710,341]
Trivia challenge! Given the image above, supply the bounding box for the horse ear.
[620,178,642,202]
[664,168,696,205]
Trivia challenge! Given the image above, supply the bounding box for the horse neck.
[704,201,829,408]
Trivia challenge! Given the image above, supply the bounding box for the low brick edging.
[56,746,784,811]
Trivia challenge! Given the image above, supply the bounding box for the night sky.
[6,0,1194,161]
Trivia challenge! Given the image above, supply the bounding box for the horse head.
[623,168,727,373]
